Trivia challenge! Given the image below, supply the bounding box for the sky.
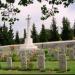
[0,0,75,38]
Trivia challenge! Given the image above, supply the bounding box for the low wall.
[0,40,75,53]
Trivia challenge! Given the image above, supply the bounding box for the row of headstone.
[6,47,67,72]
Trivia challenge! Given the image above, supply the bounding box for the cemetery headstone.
[69,48,75,60]
[20,50,27,70]
[59,45,67,72]
[37,50,45,71]
[7,56,12,69]
[53,48,59,60]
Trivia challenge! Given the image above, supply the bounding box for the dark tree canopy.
[50,17,60,41]
[31,24,39,43]
[15,31,20,44]
[61,17,73,40]
[73,21,75,37]
[39,24,47,42]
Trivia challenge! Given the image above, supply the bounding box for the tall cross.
[26,14,31,38]
[26,15,31,32]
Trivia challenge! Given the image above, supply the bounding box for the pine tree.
[15,31,20,44]
[50,17,60,41]
[0,26,4,45]
[45,29,51,42]
[24,29,26,39]
[2,22,9,45]
[61,17,73,40]
[31,24,39,43]
[22,29,26,44]
[39,24,47,42]
[73,21,75,37]
[8,24,14,44]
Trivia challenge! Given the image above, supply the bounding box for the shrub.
[12,53,20,62]
[27,62,34,70]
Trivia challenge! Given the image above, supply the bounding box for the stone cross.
[26,15,31,38]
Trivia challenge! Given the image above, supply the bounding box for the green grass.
[0,61,75,74]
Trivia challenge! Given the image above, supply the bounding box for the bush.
[44,49,48,55]
[27,62,34,70]
[12,53,20,62]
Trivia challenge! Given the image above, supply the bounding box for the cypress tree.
[61,17,73,40]
[31,24,39,43]
[24,29,26,39]
[8,24,14,44]
[22,29,26,44]
[15,31,20,44]
[50,17,60,41]
[73,21,75,37]
[45,29,51,42]
[2,22,9,45]
[39,24,47,42]
[0,26,4,45]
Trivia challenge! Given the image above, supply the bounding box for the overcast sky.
[0,0,75,38]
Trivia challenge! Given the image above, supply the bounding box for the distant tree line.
[0,17,75,45]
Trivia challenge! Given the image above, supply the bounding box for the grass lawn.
[0,61,75,74]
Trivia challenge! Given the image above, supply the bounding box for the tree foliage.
[50,17,60,41]
[0,22,14,45]
[31,24,39,43]
[61,17,73,40]
[18,0,74,20]
[15,31,20,44]
[39,24,47,42]
[73,21,75,37]
[8,24,14,44]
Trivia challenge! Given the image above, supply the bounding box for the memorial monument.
[20,15,38,50]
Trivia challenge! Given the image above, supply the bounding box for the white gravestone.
[53,48,59,60]
[69,48,75,60]
[59,45,67,72]
[7,57,12,69]
[37,50,45,71]
[20,50,28,70]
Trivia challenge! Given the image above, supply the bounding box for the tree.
[15,31,20,44]
[8,24,14,44]
[31,24,39,43]
[18,0,74,20]
[22,29,26,43]
[44,29,51,42]
[50,17,60,41]
[2,22,9,45]
[39,24,47,42]
[73,21,75,37]
[61,17,73,40]
[0,26,4,45]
